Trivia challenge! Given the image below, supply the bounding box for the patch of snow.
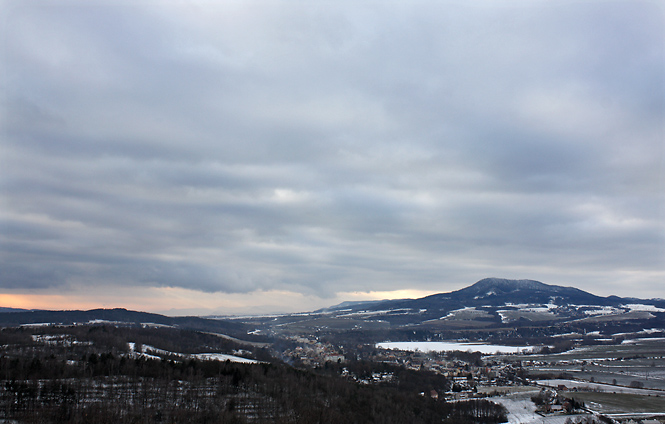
[523,307,549,313]
[504,303,547,310]
[550,332,582,338]
[584,306,621,315]
[503,303,558,313]
[493,390,584,424]
[376,341,535,354]
[141,352,162,360]
[32,334,91,346]
[143,344,175,357]
[611,328,664,337]
[127,343,162,360]
[141,322,174,328]
[127,341,263,364]
[621,304,665,313]
[536,379,662,395]
[621,337,665,344]
[441,306,476,319]
[548,296,562,304]
[88,319,124,325]
[337,308,412,318]
[641,328,665,334]
[337,310,392,318]
[127,342,169,360]
[33,334,64,342]
[193,353,259,363]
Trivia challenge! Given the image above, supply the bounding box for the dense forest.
[0,325,507,423]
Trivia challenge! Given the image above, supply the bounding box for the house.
[324,354,345,363]
[550,404,563,413]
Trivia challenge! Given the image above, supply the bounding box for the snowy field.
[536,379,663,395]
[128,342,259,363]
[193,353,259,363]
[493,391,593,424]
[376,341,535,354]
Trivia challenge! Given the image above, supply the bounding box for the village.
[282,335,532,397]
[279,335,665,423]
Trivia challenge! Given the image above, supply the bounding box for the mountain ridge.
[311,278,665,329]
[1,279,662,335]
[325,278,626,312]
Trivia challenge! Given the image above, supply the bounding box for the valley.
[1,278,663,423]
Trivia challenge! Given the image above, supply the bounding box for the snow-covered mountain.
[315,278,665,328]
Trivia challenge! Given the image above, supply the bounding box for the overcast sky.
[1,0,663,315]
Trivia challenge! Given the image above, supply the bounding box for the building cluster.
[281,336,346,367]
[341,368,396,385]
[370,348,528,390]
[281,339,534,400]
[536,389,576,414]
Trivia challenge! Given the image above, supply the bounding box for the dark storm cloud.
[1,0,663,303]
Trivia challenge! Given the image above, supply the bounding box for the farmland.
[566,392,665,415]
[510,338,665,391]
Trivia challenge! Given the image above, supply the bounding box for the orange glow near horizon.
[0,286,442,315]
[0,294,102,311]
[0,288,173,312]
[338,289,437,301]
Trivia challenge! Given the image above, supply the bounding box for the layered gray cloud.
[1,0,663,308]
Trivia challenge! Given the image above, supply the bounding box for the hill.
[0,307,268,342]
[2,278,663,345]
[254,278,665,339]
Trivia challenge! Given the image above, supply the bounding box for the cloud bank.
[1,1,663,313]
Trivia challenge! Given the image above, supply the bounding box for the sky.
[1,0,664,316]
